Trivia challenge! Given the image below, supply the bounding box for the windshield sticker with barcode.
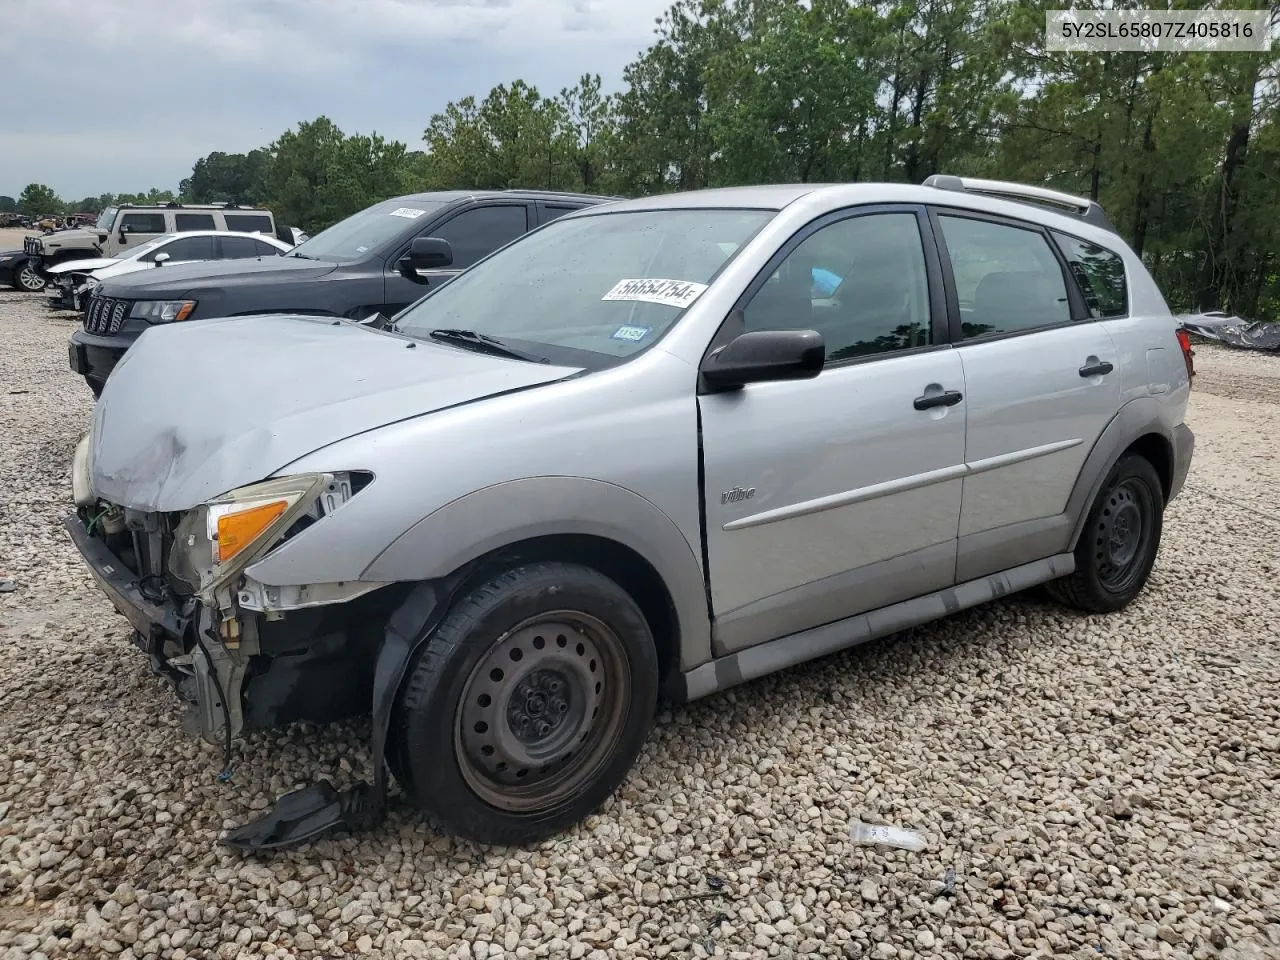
[611,324,652,342]
[389,207,427,219]
[602,278,709,308]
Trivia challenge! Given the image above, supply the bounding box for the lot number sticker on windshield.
[611,325,652,342]
[389,207,427,219]
[602,278,709,309]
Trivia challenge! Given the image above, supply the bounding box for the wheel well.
[462,534,681,684]
[1123,432,1173,502]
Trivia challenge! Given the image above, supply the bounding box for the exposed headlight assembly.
[130,299,197,322]
[171,473,328,595]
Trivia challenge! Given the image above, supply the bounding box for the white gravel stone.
[2,301,1279,957]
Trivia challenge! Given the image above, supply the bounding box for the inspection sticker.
[389,207,427,219]
[602,278,709,309]
[611,324,652,342]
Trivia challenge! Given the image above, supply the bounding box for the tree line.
[7,0,1278,319]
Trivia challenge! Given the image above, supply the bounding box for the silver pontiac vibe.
[66,176,1194,850]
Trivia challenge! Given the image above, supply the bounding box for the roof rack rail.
[922,174,1117,233]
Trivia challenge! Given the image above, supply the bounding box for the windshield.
[96,207,118,231]
[395,208,774,362]
[289,198,446,263]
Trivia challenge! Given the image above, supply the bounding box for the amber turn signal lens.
[174,301,197,322]
[215,500,288,563]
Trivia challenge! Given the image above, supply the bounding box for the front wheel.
[13,260,46,292]
[392,562,659,844]
[1047,453,1164,613]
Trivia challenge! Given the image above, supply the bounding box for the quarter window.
[254,239,282,257]
[1053,232,1127,318]
[937,215,1071,339]
[119,213,167,234]
[742,212,933,362]
[430,205,528,268]
[224,214,274,233]
[174,213,216,231]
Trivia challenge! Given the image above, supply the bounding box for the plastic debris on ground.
[1178,313,1280,351]
[849,820,928,852]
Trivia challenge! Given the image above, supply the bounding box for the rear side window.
[937,215,1071,339]
[1053,232,1128,318]
[224,214,274,234]
[219,236,266,259]
[120,213,167,234]
[156,234,215,261]
[174,213,216,231]
[430,205,528,268]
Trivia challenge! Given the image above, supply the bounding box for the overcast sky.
[1,0,670,201]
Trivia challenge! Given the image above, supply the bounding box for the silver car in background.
[66,176,1194,850]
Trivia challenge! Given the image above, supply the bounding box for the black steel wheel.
[392,562,658,844]
[13,260,45,292]
[1047,453,1164,613]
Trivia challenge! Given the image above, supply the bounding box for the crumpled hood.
[46,257,119,275]
[89,314,581,511]
[97,255,336,299]
[38,228,100,247]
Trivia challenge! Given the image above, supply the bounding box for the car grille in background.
[23,237,40,256]
[84,296,130,335]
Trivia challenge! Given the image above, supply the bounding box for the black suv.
[68,189,615,396]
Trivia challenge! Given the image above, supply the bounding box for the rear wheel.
[13,260,45,292]
[1047,454,1164,613]
[392,562,659,844]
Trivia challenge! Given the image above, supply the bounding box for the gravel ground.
[1,294,1278,960]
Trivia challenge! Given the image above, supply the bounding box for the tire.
[392,561,659,844]
[1046,453,1164,613]
[12,260,45,292]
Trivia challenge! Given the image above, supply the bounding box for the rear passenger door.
[382,202,532,315]
[929,209,1121,581]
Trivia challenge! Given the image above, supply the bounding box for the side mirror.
[701,329,825,390]
[153,252,170,265]
[400,236,453,274]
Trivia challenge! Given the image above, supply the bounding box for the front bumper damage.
[64,509,449,852]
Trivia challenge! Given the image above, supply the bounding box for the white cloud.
[1,0,669,197]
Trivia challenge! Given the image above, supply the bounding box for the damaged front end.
[66,433,412,850]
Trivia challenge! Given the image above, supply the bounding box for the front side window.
[937,215,1071,339]
[156,234,215,261]
[395,208,774,365]
[743,211,933,362]
[289,198,446,263]
[429,205,529,268]
[1054,232,1127,318]
[127,235,176,261]
[120,213,167,234]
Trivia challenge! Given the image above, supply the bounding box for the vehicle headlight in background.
[129,299,197,322]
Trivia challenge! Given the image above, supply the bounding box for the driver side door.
[698,206,968,656]
[383,203,532,316]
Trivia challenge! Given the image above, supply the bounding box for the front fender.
[361,476,712,671]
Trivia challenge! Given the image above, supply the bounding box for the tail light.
[1175,328,1195,382]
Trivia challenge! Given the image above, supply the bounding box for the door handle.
[1079,359,1114,378]
[913,389,964,411]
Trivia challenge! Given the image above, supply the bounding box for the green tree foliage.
[0,196,16,213]
[260,117,413,232]
[179,149,271,204]
[18,183,62,217]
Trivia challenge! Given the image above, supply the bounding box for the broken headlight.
[130,299,197,322]
[170,473,328,596]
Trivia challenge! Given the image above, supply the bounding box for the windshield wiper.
[426,328,546,363]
